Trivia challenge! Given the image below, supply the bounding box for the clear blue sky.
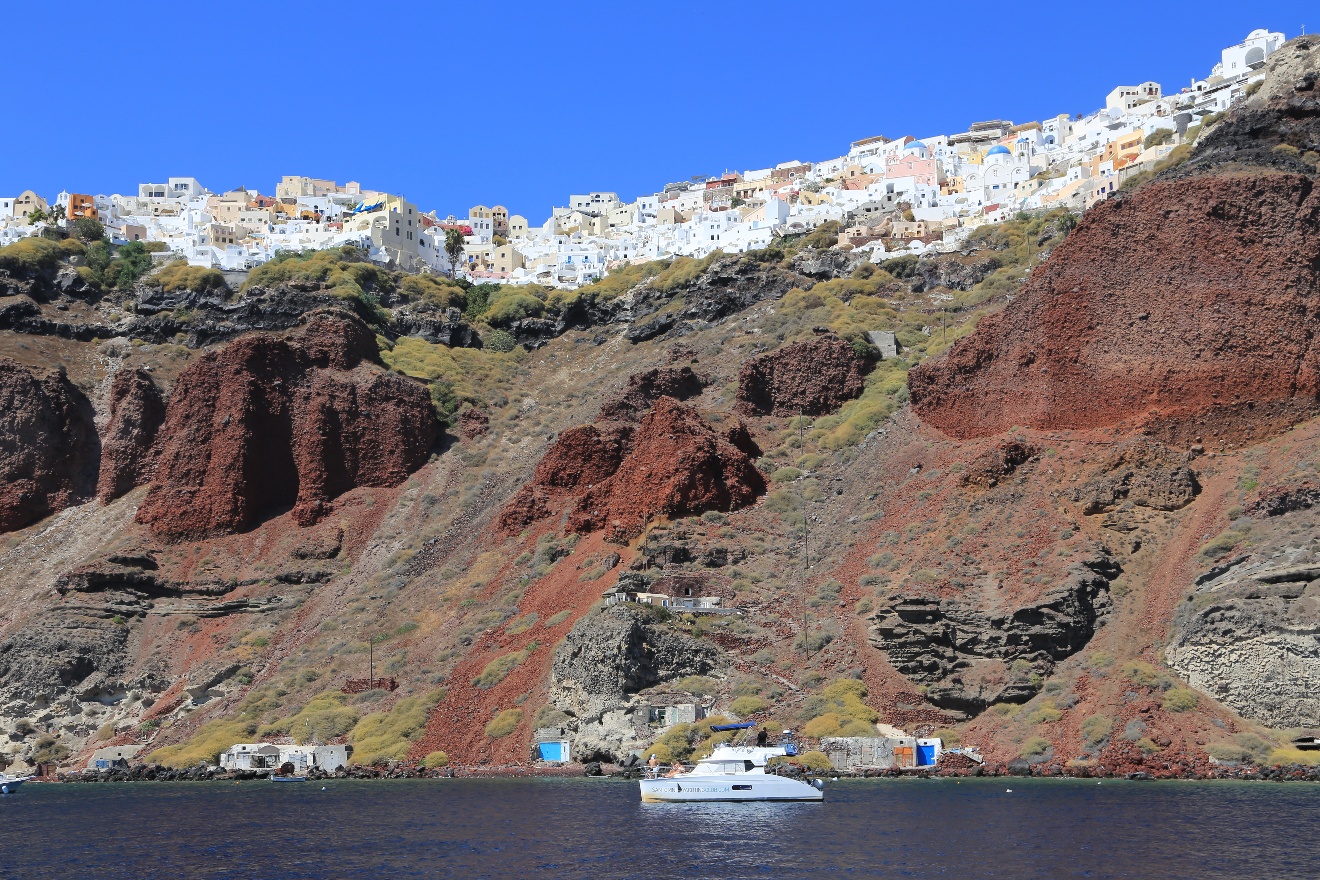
[2,1,1312,222]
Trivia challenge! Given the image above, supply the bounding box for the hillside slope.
[0,37,1318,778]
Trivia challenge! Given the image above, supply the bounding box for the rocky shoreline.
[45,760,1320,785]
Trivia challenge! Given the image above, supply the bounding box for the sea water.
[1,776,1317,879]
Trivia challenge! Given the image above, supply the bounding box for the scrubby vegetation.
[472,649,531,689]
[349,690,445,764]
[150,719,256,768]
[149,261,228,294]
[485,708,522,738]
[796,679,880,737]
[259,692,359,743]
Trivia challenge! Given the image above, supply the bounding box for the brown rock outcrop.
[568,398,765,542]
[137,311,439,539]
[96,368,166,502]
[498,398,763,541]
[598,366,704,421]
[909,173,1320,443]
[457,407,490,440]
[496,424,632,534]
[736,332,869,416]
[1073,439,1200,514]
[0,359,99,532]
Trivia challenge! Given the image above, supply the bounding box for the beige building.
[14,190,48,220]
[493,244,525,274]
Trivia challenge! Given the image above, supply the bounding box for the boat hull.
[0,777,28,794]
[639,775,822,803]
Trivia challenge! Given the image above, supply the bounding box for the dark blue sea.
[2,776,1317,879]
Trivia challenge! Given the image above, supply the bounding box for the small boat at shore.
[0,773,31,794]
[640,735,824,803]
[270,775,307,782]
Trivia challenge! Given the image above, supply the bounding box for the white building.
[219,744,281,771]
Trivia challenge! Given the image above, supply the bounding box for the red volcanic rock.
[736,332,869,416]
[137,311,439,540]
[457,407,490,440]
[498,399,764,541]
[0,359,98,532]
[568,397,765,542]
[495,424,631,534]
[598,366,704,421]
[96,368,166,503]
[909,174,1320,442]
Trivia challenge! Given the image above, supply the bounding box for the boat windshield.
[692,760,757,775]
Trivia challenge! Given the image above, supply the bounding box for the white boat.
[0,774,31,794]
[639,744,824,803]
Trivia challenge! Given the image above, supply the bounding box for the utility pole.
[368,637,375,688]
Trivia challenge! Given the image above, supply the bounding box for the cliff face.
[0,358,98,531]
[909,174,1320,443]
[137,311,439,539]
[96,369,166,503]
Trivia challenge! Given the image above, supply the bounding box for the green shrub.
[932,728,961,746]
[1123,661,1170,690]
[260,692,360,743]
[674,675,719,696]
[473,650,529,689]
[484,329,517,352]
[1136,737,1162,755]
[420,750,449,768]
[0,237,64,275]
[485,708,522,738]
[350,690,446,764]
[730,696,769,716]
[150,719,257,768]
[150,261,228,294]
[545,610,571,627]
[399,274,466,310]
[791,750,833,771]
[1020,736,1050,757]
[1028,701,1063,724]
[1081,714,1113,746]
[1163,688,1198,712]
[483,291,545,326]
[771,467,802,483]
[1269,747,1320,766]
[505,613,538,636]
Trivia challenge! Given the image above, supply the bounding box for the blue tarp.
[709,722,756,731]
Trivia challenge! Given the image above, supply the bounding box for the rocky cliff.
[136,311,439,539]
[3,39,1320,779]
[0,359,98,531]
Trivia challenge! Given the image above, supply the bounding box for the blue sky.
[2,1,1312,222]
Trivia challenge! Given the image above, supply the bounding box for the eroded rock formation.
[598,366,704,422]
[137,311,439,539]
[1168,554,1320,728]
[0,358,98,532]
[869,554,1121,714]
[568,398,765,542]
[499,397,763,542]
[96,369,166,502]
[909,173,1320,443]
[736,332,869,416]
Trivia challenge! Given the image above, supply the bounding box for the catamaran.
[639,725,824,803]
[0,773,31,794]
